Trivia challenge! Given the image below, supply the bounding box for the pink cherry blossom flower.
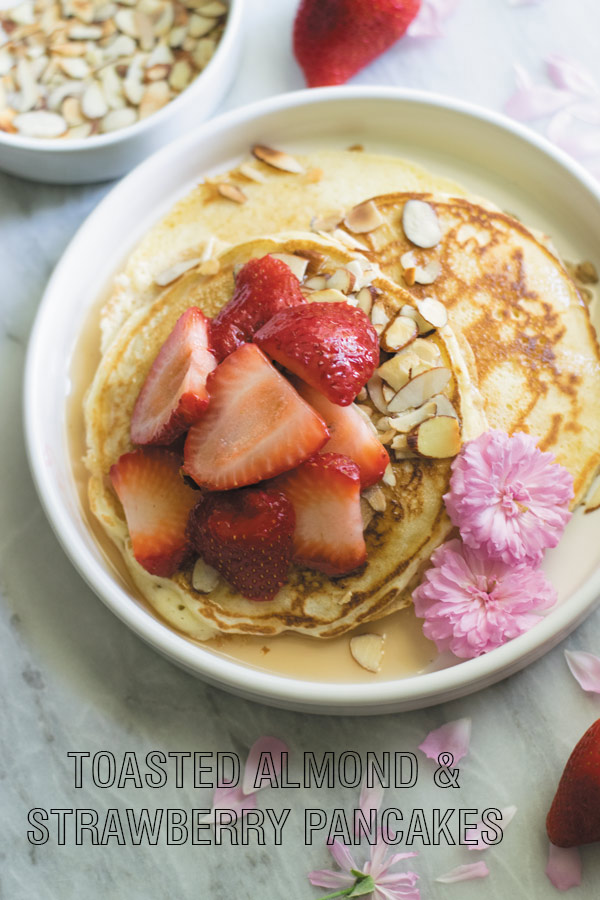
[407,0,460,39]
[412,539,556,658]
[309,776,420,899]
[444,431,573,566]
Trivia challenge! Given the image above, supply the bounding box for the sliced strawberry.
[183,343,329,490]
[292,377,389,488]
[187,488,295,601]
[110,447,198,577]
[211,255,306,361]
[255,301,380,406]
[131,307,216,446]
[274,452,366,576]
[293,0,421,88]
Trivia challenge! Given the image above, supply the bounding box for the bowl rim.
[0,0,242,152]
[24,85,600,712]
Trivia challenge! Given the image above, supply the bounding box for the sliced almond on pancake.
[367,372,389,414]
[356,286,374,315]
[350,633,385,673]
[269,252,309,281]
[327,267,356,293]
[363,484,386,513]
[311,210,344,232]
[407,415,461,458]
[411,337,442,363]
[303,275,328,291]
[192,558,220,593]
[239,162,267,183]
[432,394,458,418]
[308,288,349,304]
[415,297,448,331]
[388,401,437,432]
[377,350,422,392]
[403,266,417,287]
[252,144,304,173]
[402,199,442,248]
[330,228,369,251]
[414,260,441,285]
[382,462,396,487]
[382,383,395,404]
[370,300,390,333]
[217,182,247,204]
[381,314,418,352]
[387,367,452,414]
[344,199,384,234]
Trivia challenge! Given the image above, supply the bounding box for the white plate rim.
[23,85,600,713]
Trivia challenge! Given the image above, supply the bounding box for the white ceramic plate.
[24,87,600,714]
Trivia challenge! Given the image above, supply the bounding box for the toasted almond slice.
[382,462,396,487]
[345,258,374,291]
[146,42,174,66]
[400,250,417,269]
[367,372,389,414]
[58,56,90,78]
[308,288,348,304]
[411,337,441,363]
[153,3,175,36]
[377,352,417,392]
[370,300,389,333]
[66,122,93,139]
[344,199,384,234]
[192,35,218,69]
[392,433,409,451]
[252,144,304,174]
[188,13,214,37]
[311,210,343,232]
[382,383,395,404]
[101,107,137,132]
[414,260,441,285]
[327,267,356,294]
[407,415,461,458]
[303,275,328,291]
[363,484,386,513]
[296,249,326,275]
[402,199,442,248]
[217,182,247,204]
[403,266,417,287]
[350,633,385,673]
[360,497,374,530]
[199,0,228,15]
[330,228,369,251]
[169,59,192,91]
[432,394,458,418]
[81,81,108,119]
[192,558,220,593]
[62,95,84,126]
[388,401,437,433]
[14,110,67,137]
[239,161,267,183]
[356,387,368,402]
[139,80,170,118]
[155,257,204,286]
[356,286,374,316]
[270,253,309,281]
[387,367,452,414]
[415,297,448,330]
[146,63,171,82]
[381,314,418,352]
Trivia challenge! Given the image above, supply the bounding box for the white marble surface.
[3,0,600,896]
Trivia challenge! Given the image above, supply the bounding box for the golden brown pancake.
[336,192,600,506]
[85,233,471,640]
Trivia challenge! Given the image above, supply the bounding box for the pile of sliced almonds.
[0,0,227,139]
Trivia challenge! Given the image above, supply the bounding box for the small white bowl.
[24,87,600,713]
[0,0,243,184]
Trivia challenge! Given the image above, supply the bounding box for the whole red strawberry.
[254,301,380,406]
[546,718,600,848]
[293,0,421,88]
[187,488,295,601]
[211,255,306,361]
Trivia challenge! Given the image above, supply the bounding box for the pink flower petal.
[328,838,358,873]
[505,83,573,120]
[467,806,518,850]
[565,649,600,693]
[436,861,490,883]
[407,0,460,39]
[418,718,472,763]
[359,776,385,817]
[308,868,355,890]
[199,785,257,825]
[546,843,582,891]
[546,55,598,97]
[242,736,289,795]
